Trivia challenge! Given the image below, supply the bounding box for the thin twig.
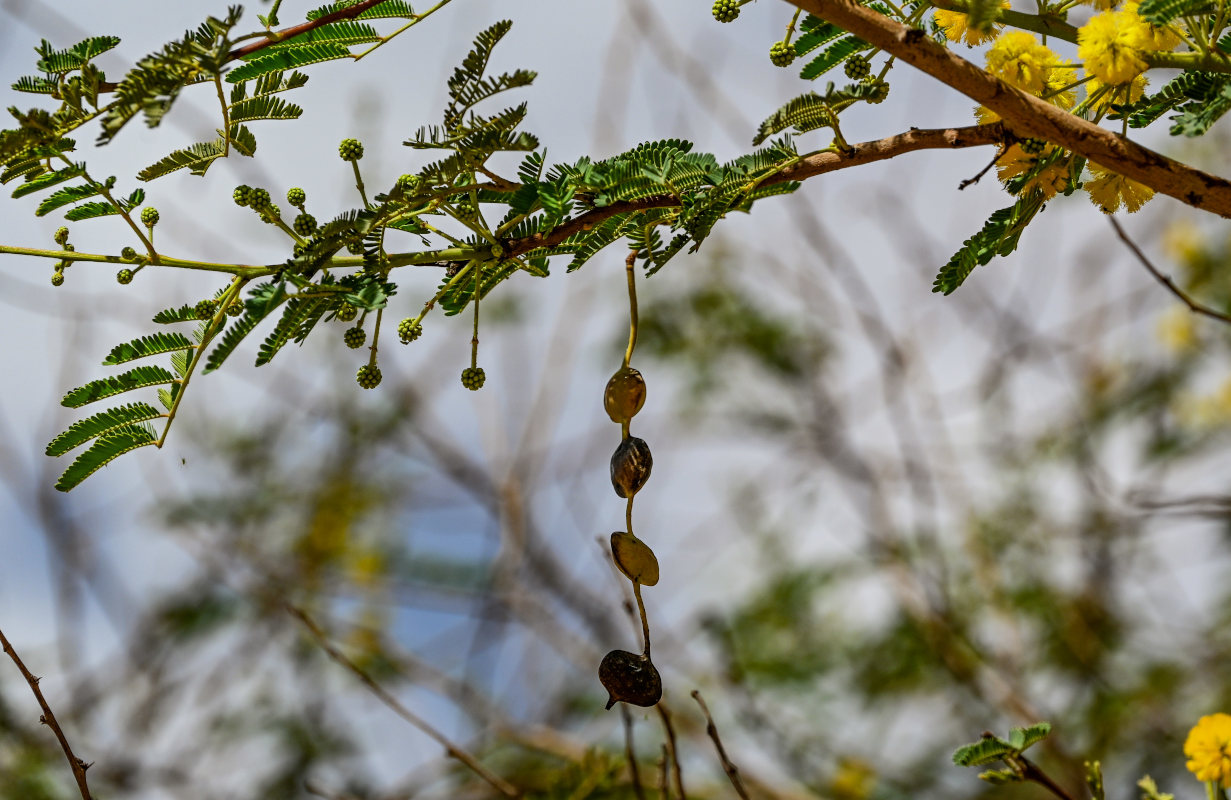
[657,704,687,800]
[621,705,647,800]
[0,626,93,800]
[1107,216,1231,326]
[1018,756,1079,800]
[958,145,1006,190]
[287,605,521,799]
[659,745,671,800]
[691,690,751,800]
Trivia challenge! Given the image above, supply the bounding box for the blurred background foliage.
[5,2,1231,800]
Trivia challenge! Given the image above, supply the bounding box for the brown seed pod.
[610,436,652,498]
[611,532,659,586]
[604,366,646,423]
[598,649,662,709]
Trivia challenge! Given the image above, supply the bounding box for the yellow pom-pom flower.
[987,31,1062,94]
[1122,1,1183,51]
[1084,163,1154,213]
[996,144,1070,199]
[934,1,1009,46]
[1156,306,1198,354]
[1078,10,1151,85]
[1185,713,1231,786]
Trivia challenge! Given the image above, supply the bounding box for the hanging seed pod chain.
[599,250,663,711]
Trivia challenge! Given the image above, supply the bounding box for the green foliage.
[227,44,353,83]
[1169,83,1231,136]
[794,15,847,56]
[307,0,416,19]
[953,723,1051,767]
[103,332,196,365]
[137,140,228,181]
[45,402,163,457]
[61,365,178,408]
[932,193,1044,294]
[54,423,157,491]
[1136,0,1214,25]
[799,35,872,81]
[35,36,121,75]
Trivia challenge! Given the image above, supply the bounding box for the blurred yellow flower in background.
[1156,306,1198,354]
[1185,713,1231,786]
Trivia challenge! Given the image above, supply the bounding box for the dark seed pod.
[598,650,662,709]
[610,436,652,498]
[604,366,646,423]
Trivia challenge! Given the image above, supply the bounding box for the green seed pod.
[611,532,659,586]
[610,436,653,498]
[598,650,662,709]
[140,207,159,227]
[604,366,646,423]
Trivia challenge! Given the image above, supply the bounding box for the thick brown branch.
[785,0,1231,218]
[0,627,93,800]
[505,122,1006,258]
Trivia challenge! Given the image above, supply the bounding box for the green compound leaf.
[932,192,1043,294]
[102,332,195,365]
[953,736,1015,767]
[255,294,329,366]
[228,94,304,124]
[1007,722,1051,751]
[46,402,162,457]
[269,21,380,49]
[754,92,839,145]
[12,75,58,95]
[307,0,416,19]
[54,423,156,492]
[204,282,288,373]
[36,181,105,216]
[226,44,353,83]
[1169,84,1231,137]
[61,366,178,408]
[152,304,199,324]
[1136,0,1213,24]
[795,16,846,56]
[137,139,227,181]
[36,36,122,74]
[10,163,85,199]
[800,35,872,81]
[64,201,121,221]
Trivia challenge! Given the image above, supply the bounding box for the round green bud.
[116,268,133,285]
[260,204,282,224]
[286,187,306,207]
[845,54,871,80]
[397,318,422,344]
[460,366,486,391]
[712,0,741,22]
[233,185,253,207]
[120,246,138,262]
[50,271,64,287]
[1019,138,1047,155]
[346,240,364,255]
[344,325,367,349]
[194,299,216,320]
[337,303,358,322]
[397,174,421,193]
[226,300,244,317]
[356,364,382,389]
[249,188,271,211]
[454,197,477,220]
[293,213,318,236]
[140,207,160,227]
[63,244,75,252]
[338,138,365,162]
[54,226,69,246]
[769,41,796,67]
[865,78,890,104]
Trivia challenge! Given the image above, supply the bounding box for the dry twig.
[692,690,752,800]
[1108,216,1231,326]
[0,626,93,800]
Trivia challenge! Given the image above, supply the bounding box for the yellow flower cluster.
[1184,713,1231,786]
[1085,73,1147,113]
[1077,3,1179,85]
[934,0,1010,46]
[996,145,1070,199]
[1084,163,1154,212]
[977,32,1076,123]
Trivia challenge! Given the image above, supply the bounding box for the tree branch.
[784,0,1231,218]
[1107,216,1231,326]
[0,626,93,800]
[507,122,1007,258]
